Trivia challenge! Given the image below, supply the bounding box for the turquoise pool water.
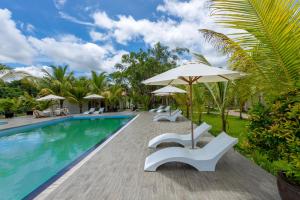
[0,116,132,200]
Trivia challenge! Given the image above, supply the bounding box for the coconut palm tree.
[201,0,300,95]
[103,84,123,111]
[193,53,231,131]
[0,64,30,82]
[67,78,89,113]
[40,65,74,107]
[90,71,107,94]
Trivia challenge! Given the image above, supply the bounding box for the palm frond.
[193,53,212,66]
[209,0,300,89]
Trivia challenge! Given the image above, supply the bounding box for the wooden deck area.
[38,112,280,200]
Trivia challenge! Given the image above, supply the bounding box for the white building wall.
[63,101,89,114]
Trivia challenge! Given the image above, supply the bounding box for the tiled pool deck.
[1,112,280,199]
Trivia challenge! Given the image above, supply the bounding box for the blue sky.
[0,0,227,76]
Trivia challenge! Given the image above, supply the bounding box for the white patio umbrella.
[37,94,65,115]
[143,62,245,149]
[84,94,104,99]
[152,85,186,115]
[37,94,65,101]
[84,94,104,108]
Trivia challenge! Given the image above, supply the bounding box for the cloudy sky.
[0,0,228,76]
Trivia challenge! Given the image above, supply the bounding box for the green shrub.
[248,89,300,184]
[18,93,37,113]
[0,98,17,114]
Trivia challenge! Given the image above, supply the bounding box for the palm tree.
[67,78,89,113]
[0,64,30,82]
[40,65,74,107]
[194,53,231,131]
[90,71,107,94]
[201,0,300,95]
[103,84,123,111]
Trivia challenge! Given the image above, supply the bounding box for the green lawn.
[192,113,249,151]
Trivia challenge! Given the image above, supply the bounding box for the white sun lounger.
[153,110,182,122]
[144,132,238,172]
[149,105,164,112]
[148,122,212,149]
[93,107,104,114]
[83,108,95,114]
[154,109,180,119]
[157,106,170,113]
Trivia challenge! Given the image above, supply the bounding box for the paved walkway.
[37,112,279,200]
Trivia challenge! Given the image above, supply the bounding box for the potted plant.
[275,160,300,200]
[0,98,16,118]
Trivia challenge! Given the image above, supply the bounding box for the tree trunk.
[239,103,243,120]
[207,104,211,114]
[79,103,82,113]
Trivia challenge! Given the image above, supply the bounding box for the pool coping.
[2,114,139,200]
[0,115,134,137]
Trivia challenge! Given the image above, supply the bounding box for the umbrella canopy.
[152,85,187,115]
[37,94,65,101]
[143,62,245,149]
[143,62,244,85]
[152,85,186,94]
[84,94,104,99]
[154,93,170,96]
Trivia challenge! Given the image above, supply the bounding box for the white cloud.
[28,35,118,72]
[54,0,67,9]
[0,8,125,73]
[59,12,94,26]
[91,0,230,66]
[0,9,36,64]
[26,24,35,33]
[89,30,109,42]
[93,11,115,29]
[157,0,208,22]
[101,50,127,72]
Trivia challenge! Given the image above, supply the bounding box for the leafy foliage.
[0,98,17,113]
[205,0,300,94]
[115,43,182,109]
[67,78,90,113]
[248,90,300,183]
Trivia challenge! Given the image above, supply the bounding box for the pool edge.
[31,114,140,200]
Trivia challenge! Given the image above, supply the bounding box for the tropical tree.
[102,84,124,111]
[194,53,231,131]
[115,42,181,109]
[0,64,30,82]
[90,71,107,94]
[67,78,89,113]
[201,0,300,96]
[40,65,74,107]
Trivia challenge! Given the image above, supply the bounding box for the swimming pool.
[0,115,134,200]
[0,121,7,125]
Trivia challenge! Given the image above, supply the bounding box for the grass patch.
[192,113,250,153]
[201,113,248,142]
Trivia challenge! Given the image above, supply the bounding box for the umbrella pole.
[169,94,171,116]
[189,82,194,149]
